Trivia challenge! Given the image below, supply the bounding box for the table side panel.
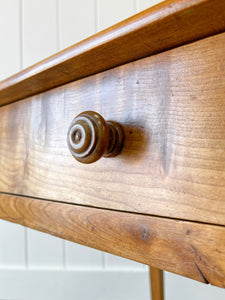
[0,33,225,225]
[0,193,224,288]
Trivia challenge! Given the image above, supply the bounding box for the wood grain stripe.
[0,193,224,288]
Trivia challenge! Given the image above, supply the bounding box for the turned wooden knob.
[67,111,124,164]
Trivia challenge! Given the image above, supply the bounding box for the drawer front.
[0,32,225,225]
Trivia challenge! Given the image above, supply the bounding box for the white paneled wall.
[58,0,96,49]
[96,0,135,30]
[0,1,21,81]
[22,0,58,67]
[0,1,225,299]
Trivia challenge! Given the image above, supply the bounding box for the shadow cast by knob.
[116,123,150,164]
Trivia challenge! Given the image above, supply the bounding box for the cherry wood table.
[0,0,225,299]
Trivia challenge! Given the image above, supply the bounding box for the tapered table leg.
[149,267,164,300]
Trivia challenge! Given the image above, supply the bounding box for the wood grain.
[0,192,224,288]
[0,32,225,225]
[150,267,164,300]
[0,0,225,106]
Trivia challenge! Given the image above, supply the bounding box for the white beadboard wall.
[0,1,225,299]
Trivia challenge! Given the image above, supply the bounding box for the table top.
[0,0,225,106]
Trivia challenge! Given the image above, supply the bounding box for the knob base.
[104,121,124,158]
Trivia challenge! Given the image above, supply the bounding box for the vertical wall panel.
[58,0,96,49]
[105,253,144,270]
[65,242,102,269]
[136,0,164,12]
[0,0,21,80]
[22,0,58,68]
[97,0,135,30]
[27,229,64,268]
[0,220,26,268]
[0,0,26,268]
[21,0,65,268]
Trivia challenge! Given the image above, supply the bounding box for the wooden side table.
[0,0,225,298]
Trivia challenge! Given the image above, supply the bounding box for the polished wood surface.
[67,111,124,164]
[0,32,225,225]
[0,0,225,106]
[150,267,164,300]
[0,192,224,287]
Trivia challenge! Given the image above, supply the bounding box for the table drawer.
[0,32,225,226]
